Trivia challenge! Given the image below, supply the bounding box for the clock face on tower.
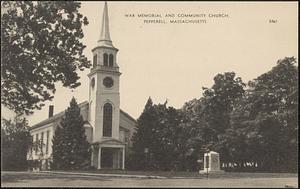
[103,77,114,88]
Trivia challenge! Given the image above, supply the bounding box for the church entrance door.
[101,148,114,168]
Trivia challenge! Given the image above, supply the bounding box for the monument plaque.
[199,151,224,174]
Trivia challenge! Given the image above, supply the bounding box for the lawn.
[1,171,298,188]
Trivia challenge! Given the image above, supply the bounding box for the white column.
[122,147,125,170]
[91,146,94,167]
[204,153,209,171]
[98,146,101,169]
[209,153,212,171]
[118,149,121,169]
[115,150,119,169]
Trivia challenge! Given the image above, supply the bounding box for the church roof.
[29,101,88,130]
[29,101,137,131]
[120,109,137,124]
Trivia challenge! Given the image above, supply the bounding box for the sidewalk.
[41,170,169,179]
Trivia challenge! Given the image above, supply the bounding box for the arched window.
[109,54,114,67]
[103,103,112,137]
[103,53,108,67]
[93,54,97,67]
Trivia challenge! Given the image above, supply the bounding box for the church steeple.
[98,1,114,48]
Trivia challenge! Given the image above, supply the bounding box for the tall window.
[124,131,130,143]
[41,132,44,154]
[35,134,38,155]
[93,54,97,67]
[109,54,114,67]
[103,53,108,66]
[103,103,112,137]
[30,135,33,155]
[46,130,50,154]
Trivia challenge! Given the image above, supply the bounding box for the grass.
[1,171,110,183]
[1,171,298,187]
[2,170,298,183]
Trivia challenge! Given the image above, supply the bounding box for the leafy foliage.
[1,117,31,171]
[129,97,157,170]
[51,97,91,170]
[201,72,246,141]
[235,57,297,171]
[130,98,202,171]
[1,1,91,115]
[214,57,298,172]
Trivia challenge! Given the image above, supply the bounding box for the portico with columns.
[91,140,125,169]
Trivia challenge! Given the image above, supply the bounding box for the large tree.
[129,97,158,170]
[201,72,246,145]
[130,98,196,171]
[51,97,91,170]
[1,1,90,115]
[181,98,213,169]
[1,117,31,171]
[245,57,298,172]
[218,57,298,172]
[178,72,246,170]
[149,102,181,171]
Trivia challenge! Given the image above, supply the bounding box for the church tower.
[88,2,121,142]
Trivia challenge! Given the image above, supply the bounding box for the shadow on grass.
[1,172,110,183]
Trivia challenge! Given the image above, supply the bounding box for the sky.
[1,1,298,126]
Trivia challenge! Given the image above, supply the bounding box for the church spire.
[98,1,114,47]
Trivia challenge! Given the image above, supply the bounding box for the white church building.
[27,2,137,170]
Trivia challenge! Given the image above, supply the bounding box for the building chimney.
[49,105,54,118]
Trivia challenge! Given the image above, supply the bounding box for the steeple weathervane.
[98,1,114,47]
